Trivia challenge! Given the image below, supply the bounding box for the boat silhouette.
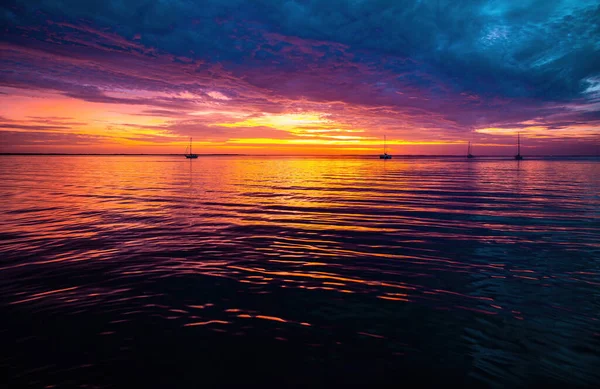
[185,137,198,159]
[467,141,474,159]
[380,135,392,159]
[515,133,523,160]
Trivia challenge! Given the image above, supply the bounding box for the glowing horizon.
[1,1,599,155]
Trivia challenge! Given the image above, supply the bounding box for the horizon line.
[0,153,598,158]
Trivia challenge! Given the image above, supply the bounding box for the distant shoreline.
[0,153,244,156]
[0,153,597,158]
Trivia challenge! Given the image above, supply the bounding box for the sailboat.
[185,137,198,159]
[467,141,474,159]
[514,132,523,160]
[379,135,392,159]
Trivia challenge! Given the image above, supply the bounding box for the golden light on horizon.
[2,88,597,155]
[216,112,333,130]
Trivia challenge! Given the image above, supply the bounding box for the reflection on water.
[0,155,599,387]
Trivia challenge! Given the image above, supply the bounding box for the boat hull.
[185,155,199,159]
[379,155,392,159]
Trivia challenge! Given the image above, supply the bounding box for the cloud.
[0,130,109,146]
[0,0,598,153]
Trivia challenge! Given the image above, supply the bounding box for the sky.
[1,0,599,155]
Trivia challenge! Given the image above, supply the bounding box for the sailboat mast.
[384,135,386,154]
[468,141,471,154]
[190,137,192,155]
[518,133,520,154]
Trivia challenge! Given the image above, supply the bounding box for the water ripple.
[0,155,599,387]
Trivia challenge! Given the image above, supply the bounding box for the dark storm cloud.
[3,0,599,98]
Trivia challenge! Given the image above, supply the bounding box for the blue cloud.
[3,1,598,100]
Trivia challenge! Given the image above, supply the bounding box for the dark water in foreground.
[0,155,599,388]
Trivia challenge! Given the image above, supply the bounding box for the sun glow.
[217,113,333,130]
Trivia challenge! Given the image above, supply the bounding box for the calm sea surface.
[1,155,599,387]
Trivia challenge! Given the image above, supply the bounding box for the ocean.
[1,155,599,387]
